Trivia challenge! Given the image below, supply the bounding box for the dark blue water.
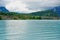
[0,20,60,40]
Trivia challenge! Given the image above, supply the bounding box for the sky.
[0,0,60,13]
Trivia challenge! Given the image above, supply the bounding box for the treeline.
[0,12,41,20]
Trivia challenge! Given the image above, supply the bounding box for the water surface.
[0,20,60,40]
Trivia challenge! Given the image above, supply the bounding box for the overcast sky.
[0,0,60,13]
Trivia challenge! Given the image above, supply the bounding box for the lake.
[0,20,60,40]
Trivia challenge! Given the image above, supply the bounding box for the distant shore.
[0,10,60,20]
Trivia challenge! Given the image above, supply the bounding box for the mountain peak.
[0,7,9,12]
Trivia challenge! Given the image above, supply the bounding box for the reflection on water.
[6,20,28,40]
[0,20,60,40]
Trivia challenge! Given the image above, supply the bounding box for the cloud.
[5,0,32,13]
[0,0,60,13]
[0,0,5,6]
[6,0,37,13]
[24,0,60,10]
[0,0,37,13]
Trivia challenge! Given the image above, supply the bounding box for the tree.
[0,16,2,20]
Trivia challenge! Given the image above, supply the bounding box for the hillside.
[30,10,57,16]
[0,9,59,20]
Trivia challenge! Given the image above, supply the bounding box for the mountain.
[0,6,60,20]
[0,7,9,12]
[0,8,59,20]
[52,6,60,16]
[29,6,60,17]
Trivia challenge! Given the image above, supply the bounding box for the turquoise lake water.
[0,20,60,40]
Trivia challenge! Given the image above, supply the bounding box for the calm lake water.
[0,20,60,40]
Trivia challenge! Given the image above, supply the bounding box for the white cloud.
[5,0,37,13]
[5,1,31,13]
[0,0,60,13]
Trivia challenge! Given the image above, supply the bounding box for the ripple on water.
[0,20,60,40]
